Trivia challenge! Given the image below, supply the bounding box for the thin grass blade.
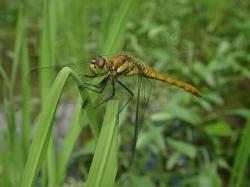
[229,118,250,187]
[39,0,59,185]
[21,35,31,158]
[20,67,86,187]
[86,100,119,187]
[102,0,138,54]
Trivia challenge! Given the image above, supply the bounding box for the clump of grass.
[20,67,119,187]
[2,0,139,186]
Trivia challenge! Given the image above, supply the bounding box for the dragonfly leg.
[78,76,109,93]
[85,77,108,88]
[83,74,98,78]
[94,78,115,108]
[78,84,103,93]
[79,77,109,109]
[115,79,134,113]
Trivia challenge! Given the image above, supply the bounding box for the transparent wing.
[29,53,122,90]
[109,71,152,166]
[30,57,91,79]
[129,73,152,165]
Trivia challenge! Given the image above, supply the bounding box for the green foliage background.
[0,0,250,186]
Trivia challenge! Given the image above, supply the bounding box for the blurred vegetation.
[0,0,250,187]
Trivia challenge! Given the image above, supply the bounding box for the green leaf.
[167,152,181,170]
[86,100,119,187]
[167,104,202,125]
[21,34,31,156]
[101,0,138,54]
[204,122,232,137]
[194,62,215,87]
[167,138,197,159]
[229,119,250,187]
[137,122,165,152]
[150,112,172,122]
[129,175,156,187]
[20,67,88,187]
[198,164,222,187]
[39,1,59,184]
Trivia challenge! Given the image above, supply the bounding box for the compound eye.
[94,56,105,68]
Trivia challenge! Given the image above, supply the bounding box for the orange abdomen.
[141,64,201,97]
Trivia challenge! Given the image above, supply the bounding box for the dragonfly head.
[89,56,106,75]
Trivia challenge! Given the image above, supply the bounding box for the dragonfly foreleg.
[115,78,134,113]
[94,78,115,108]
[78,76,109,93]
[83,74,98,78]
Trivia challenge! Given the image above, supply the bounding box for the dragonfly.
[78,54,201,163]
[33,53,201,163]
[83,54,201,96]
